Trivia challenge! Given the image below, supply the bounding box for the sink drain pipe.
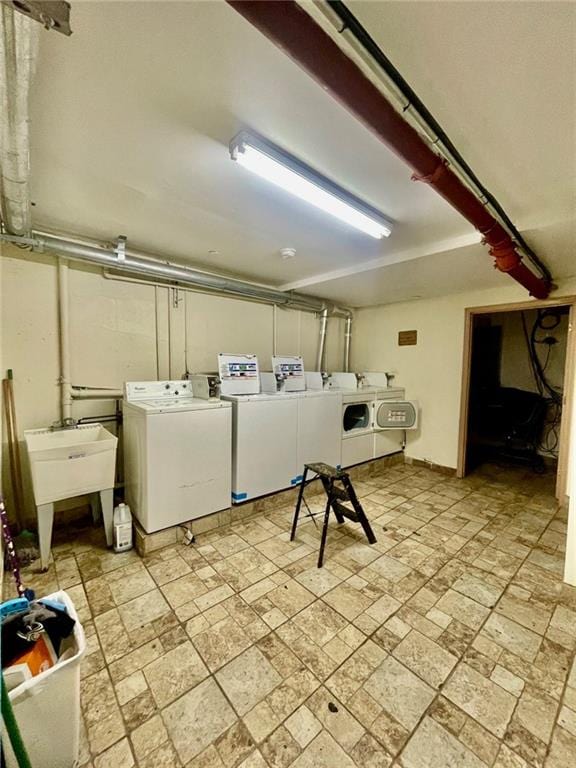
[57,257,126,423]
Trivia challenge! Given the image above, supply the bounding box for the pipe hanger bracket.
[115,235,127,262]
[411,158,449,186]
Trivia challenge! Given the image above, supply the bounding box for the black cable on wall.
[328,0,552,284]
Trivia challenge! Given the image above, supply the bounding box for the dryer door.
[374,400,419,431]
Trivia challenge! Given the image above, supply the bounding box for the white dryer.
[123,381,232,532]
[340,390,376,468]
[222,392,300,502]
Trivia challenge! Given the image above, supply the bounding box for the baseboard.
[404,456,457,477]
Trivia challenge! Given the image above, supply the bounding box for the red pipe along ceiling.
[226,0,551,299]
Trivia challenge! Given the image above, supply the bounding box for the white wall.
[1,246,345,431]
[351,279,576,470]
[183,292,344,375]
[0,245,345,519]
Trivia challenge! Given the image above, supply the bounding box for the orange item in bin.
[8,633,57,679]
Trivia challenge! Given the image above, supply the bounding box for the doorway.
[458,298,575,500]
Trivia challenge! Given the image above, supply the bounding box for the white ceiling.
[28,1,575,307]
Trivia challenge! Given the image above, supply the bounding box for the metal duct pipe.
[343,316,352,372]
[1,231,355,317]
[316,307,329,371]
[0,6,39,236]
[226,1,551,300]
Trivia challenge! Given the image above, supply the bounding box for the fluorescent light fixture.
[230,131,392,239]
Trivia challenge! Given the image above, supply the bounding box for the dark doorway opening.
[466,306,569,475]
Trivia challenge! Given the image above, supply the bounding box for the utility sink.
[25,424,118,506]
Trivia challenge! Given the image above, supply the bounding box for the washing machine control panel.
[124,380,193,402]
[271,355,305,392]
[218,353,260,395]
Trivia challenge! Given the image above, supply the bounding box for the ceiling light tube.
[229,131,392,239]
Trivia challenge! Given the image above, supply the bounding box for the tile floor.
[7,461,576,767]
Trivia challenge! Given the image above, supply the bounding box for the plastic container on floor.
[5,590,86,768]
[113,502,133,552]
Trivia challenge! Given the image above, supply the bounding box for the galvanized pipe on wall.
[3,230,354,384]
[16,232,339,313]
[316,307,329,372]
[57,257,72,421]
[344,316,352,372]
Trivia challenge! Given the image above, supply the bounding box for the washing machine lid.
[130,397,231,414]
[221,392,301,402]
[302,389,341,399]
[375,400,418,430]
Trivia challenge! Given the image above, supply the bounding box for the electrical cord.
[521,309,564,456]
[541,345,551,373]
[537,310,561,330]
[327,0,552,285]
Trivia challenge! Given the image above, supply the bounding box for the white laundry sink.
[25,424,118,505]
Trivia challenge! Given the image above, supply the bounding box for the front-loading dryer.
[340,391,376,467]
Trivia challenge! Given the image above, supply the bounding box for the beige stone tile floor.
[5,461,576,767]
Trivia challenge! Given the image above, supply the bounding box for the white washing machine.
[123,381,232,532]
[297,389,342,472]
[222,392,300,502]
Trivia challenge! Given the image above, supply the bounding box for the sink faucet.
[51,417,78,431]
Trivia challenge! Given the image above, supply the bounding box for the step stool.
[290,462,377,568]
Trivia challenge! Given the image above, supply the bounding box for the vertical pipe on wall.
[184,288,189,375]
[57,257,72,421]
[344,316,352,372]
[168,288,186,378]
[154,286,160,380]
[316,307,328,372]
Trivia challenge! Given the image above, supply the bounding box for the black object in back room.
[467,308,567,471]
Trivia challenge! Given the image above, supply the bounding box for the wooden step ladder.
[290,462,377,568]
